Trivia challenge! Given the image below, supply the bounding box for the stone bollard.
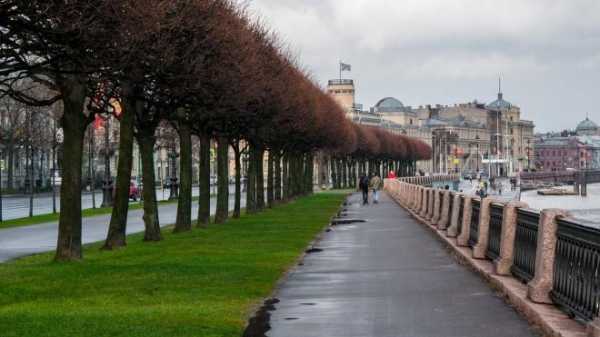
[456,196,473,247]
[415,186,425,211]
[473,198,497,259]
[431,189,441,225]
[419,188,429,218]
[494,201,529,275]
[527,209,570,304]
[426,189,435,221]
[438,191,451,230]
[446,193,462,237]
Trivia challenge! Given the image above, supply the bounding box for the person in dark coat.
[359,174,370,205]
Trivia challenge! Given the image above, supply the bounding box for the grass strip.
[0,192,345,337]
[0,197,201,230]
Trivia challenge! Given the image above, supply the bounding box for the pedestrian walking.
[359,174,370,205]
[370,173,383,204]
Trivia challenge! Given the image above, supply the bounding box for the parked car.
[112,181,140,201]
[129,181,140,201]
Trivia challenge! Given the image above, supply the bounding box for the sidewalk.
[267,192,539,337]
[0,194,245,263]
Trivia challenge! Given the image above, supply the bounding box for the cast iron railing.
[468,199,481,247]
[511,208,539,283]
[551,218,600,321]
[447,193,453,224]
[486,203,504,260]
[457,196,464,234]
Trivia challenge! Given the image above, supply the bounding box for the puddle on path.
[243,298,279,337]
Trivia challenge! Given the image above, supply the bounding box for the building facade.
[534,117,600,172]
[326,78,535,176]
[534,137,592,171]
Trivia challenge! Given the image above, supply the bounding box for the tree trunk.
[274,150,281,201]
[256,145,265,211]
[305,152,313,194]
[174,123,192,233]
[27,144,33,217]
[197,133,211,227]
[282,152,289,201]
[138,128,161,241]
[55,79,87,261]
[246,144,257,214]
[337,159,343,189]
[341,157,347,189]
[233,142,241,218]
[103,92,136,250]
[7,147,14,189]
[331,158,337,189]
[267,150,274,207]
[215,136,229,224]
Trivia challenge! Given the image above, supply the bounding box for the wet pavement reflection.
[261,193,539,337]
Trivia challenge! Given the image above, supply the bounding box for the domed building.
[576,117,600,136]
[374,96,418,126]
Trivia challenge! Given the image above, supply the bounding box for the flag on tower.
[340,62,351,72]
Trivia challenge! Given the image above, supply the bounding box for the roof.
[576,117,599,131]
[486,93,512,110]
[375,97,405,112]
[423,115,486,129]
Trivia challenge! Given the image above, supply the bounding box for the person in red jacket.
[387,170,396,179]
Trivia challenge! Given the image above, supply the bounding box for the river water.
[520,183,600,226]
[457,179,600,227]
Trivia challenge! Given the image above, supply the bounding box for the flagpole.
[339,60,342,81]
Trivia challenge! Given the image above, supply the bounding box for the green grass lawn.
[0,192,345,337]
[0,197,201,230]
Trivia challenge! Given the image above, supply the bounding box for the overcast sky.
[246,0,600,132]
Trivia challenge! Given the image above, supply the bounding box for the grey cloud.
[246,0,600,132]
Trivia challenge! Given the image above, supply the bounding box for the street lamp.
[168,147,179,200]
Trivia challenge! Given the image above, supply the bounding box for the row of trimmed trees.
[0,0,431,261]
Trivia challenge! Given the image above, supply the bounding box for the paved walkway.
[268,192,539,337]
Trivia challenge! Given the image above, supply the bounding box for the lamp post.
[101,116,113,208]
[168,147,179,200]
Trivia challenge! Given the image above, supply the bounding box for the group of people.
[358,172,392,205]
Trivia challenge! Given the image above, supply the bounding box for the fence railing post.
[494,201,529,275]
[426,189,435,221]
[438,190,451,230]
[473,198,496,259]
[457,196,473,247]
[447,193,462,237]
[431,189,441,225]
[419,188,429,218]
[527,209,569,304]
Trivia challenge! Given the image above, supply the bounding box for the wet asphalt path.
[0,194,245,263]
[268,192,538,337]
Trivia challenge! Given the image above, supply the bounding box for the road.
[0,184,235,221]
[267,193,538,337]
[0,193,245,263]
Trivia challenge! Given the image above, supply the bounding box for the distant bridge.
[519,169,600,195]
